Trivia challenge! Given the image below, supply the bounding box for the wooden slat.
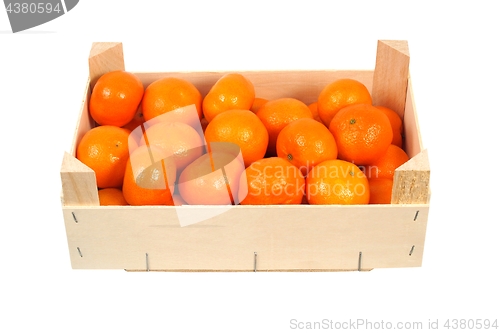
[69,78,93,156]
[62,204,428,270]
[88,42,125,90]
[372,40,410,119]
[392,149,430,204]
[134,70,374,106]
[402,77,423,158]
[60,152,99,206]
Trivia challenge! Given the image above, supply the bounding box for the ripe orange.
[307,101,323,123]
[256,98,313,156]
[141,77,202,122]
[329,103,393,165]
[250,97,268,113]
[76,125,131,189]
[276,118,338,176]
[204,109,268,167]
[363,144,409,180]
[89,71,144,127]
[374,106,404,148]
[98,188,128,206]
[306,159,369,205]
[238,157,305,205]
[317,78,372,127]
[140,121,205,172]
[368,178,393,204]
[178,151,245,205]
[202,73,255,122]
[122,145,176,205]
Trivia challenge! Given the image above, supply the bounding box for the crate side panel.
[403,78,423,158]
[134,70,374,106]
[63,205,428,271]
[70,78,94,156]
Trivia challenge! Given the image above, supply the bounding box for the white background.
[1,1,499,332]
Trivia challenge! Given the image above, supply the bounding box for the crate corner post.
[392,149,430,204]
[372,40,410,119]
[60,151,99,206]
[88,42,125,90]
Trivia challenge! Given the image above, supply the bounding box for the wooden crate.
[60,41,430,271]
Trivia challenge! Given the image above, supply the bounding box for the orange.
[368,178,393,204]
[89,70,144,127]
[306,159,369,205]
[256,98,313,156]
[141,77,202,122]
[122,145,176,205]
[363,144,409,180]
[250,97,268,113]
[98,188,128,206]
[307,101,323,123]
[317,78,372,127]
[140,121,204,172]
[178,151,245,205]
[329,103,393,165]
[202,73,255,122]
[76,125,131,189]
[204,109,268,167]
[276,118,338,176]
[238,157,305,205]
[374,106,403,148]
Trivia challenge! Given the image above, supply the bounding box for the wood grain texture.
[88,42,125,90]
[402,77,423,158]
[392,149,430,204]
[60,152,99,206]
[69,78,93,156]
[134,70,374,105]
[63,204,428,271]
[372,40,410,119]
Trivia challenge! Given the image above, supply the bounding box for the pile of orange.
[77,70,410,206]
